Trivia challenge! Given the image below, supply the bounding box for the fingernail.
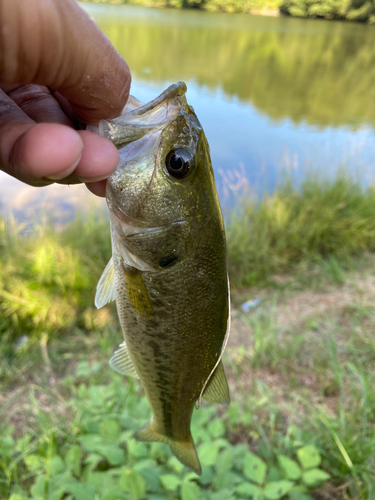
[47,154,82,181]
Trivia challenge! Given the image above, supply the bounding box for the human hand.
[0,0,131,197]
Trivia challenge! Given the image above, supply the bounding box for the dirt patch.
[275,274,375,329]
[226,271,375,430]
[229,273,375,348]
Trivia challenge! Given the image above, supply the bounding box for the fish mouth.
[99,82,187,147]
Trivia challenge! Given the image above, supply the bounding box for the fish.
[95,82,230,475]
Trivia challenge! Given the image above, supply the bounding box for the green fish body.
[95,82,230,475]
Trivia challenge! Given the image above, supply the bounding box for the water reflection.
[130,80,375,201]
[91,4,375,128]
[0,173,105,224]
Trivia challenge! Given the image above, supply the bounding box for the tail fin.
[135,419,202,475]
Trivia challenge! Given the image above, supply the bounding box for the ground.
[1,255,375,499]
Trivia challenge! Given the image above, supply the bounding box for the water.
[1,4,375,216]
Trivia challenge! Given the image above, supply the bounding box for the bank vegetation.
[81,0,375,23]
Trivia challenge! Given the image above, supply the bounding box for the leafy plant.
[234,445,329,499]
[1,364,331,500]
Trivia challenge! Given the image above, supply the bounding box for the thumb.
[0,0,131,122]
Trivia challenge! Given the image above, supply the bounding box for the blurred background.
[1,4,375,500]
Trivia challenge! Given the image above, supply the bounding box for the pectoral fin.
[109,342,139,379]
[95,257,116,308]
[202,361,230,406]
[117,242,155,272]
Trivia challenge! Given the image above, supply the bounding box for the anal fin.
[198,276,231,408]
[202,361,230,406]
[109,342,139,379]
[135,419,201,475]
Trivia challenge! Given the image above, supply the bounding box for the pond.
[1,4,375,218]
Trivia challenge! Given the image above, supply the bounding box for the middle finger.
[2,84,74,127]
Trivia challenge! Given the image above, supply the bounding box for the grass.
[1,173,375,498]
[226,173,375,287]
[2,268,375,499]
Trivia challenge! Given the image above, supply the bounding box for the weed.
[0,361,331,500]
[227,173,375,288]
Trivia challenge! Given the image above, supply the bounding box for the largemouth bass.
[95,82,230,475]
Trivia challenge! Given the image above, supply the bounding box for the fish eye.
[165,149,192,179]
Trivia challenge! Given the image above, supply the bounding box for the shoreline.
[80,0,374,23]
[80,0,282,17]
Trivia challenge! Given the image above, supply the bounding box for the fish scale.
[95,82,230,475]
